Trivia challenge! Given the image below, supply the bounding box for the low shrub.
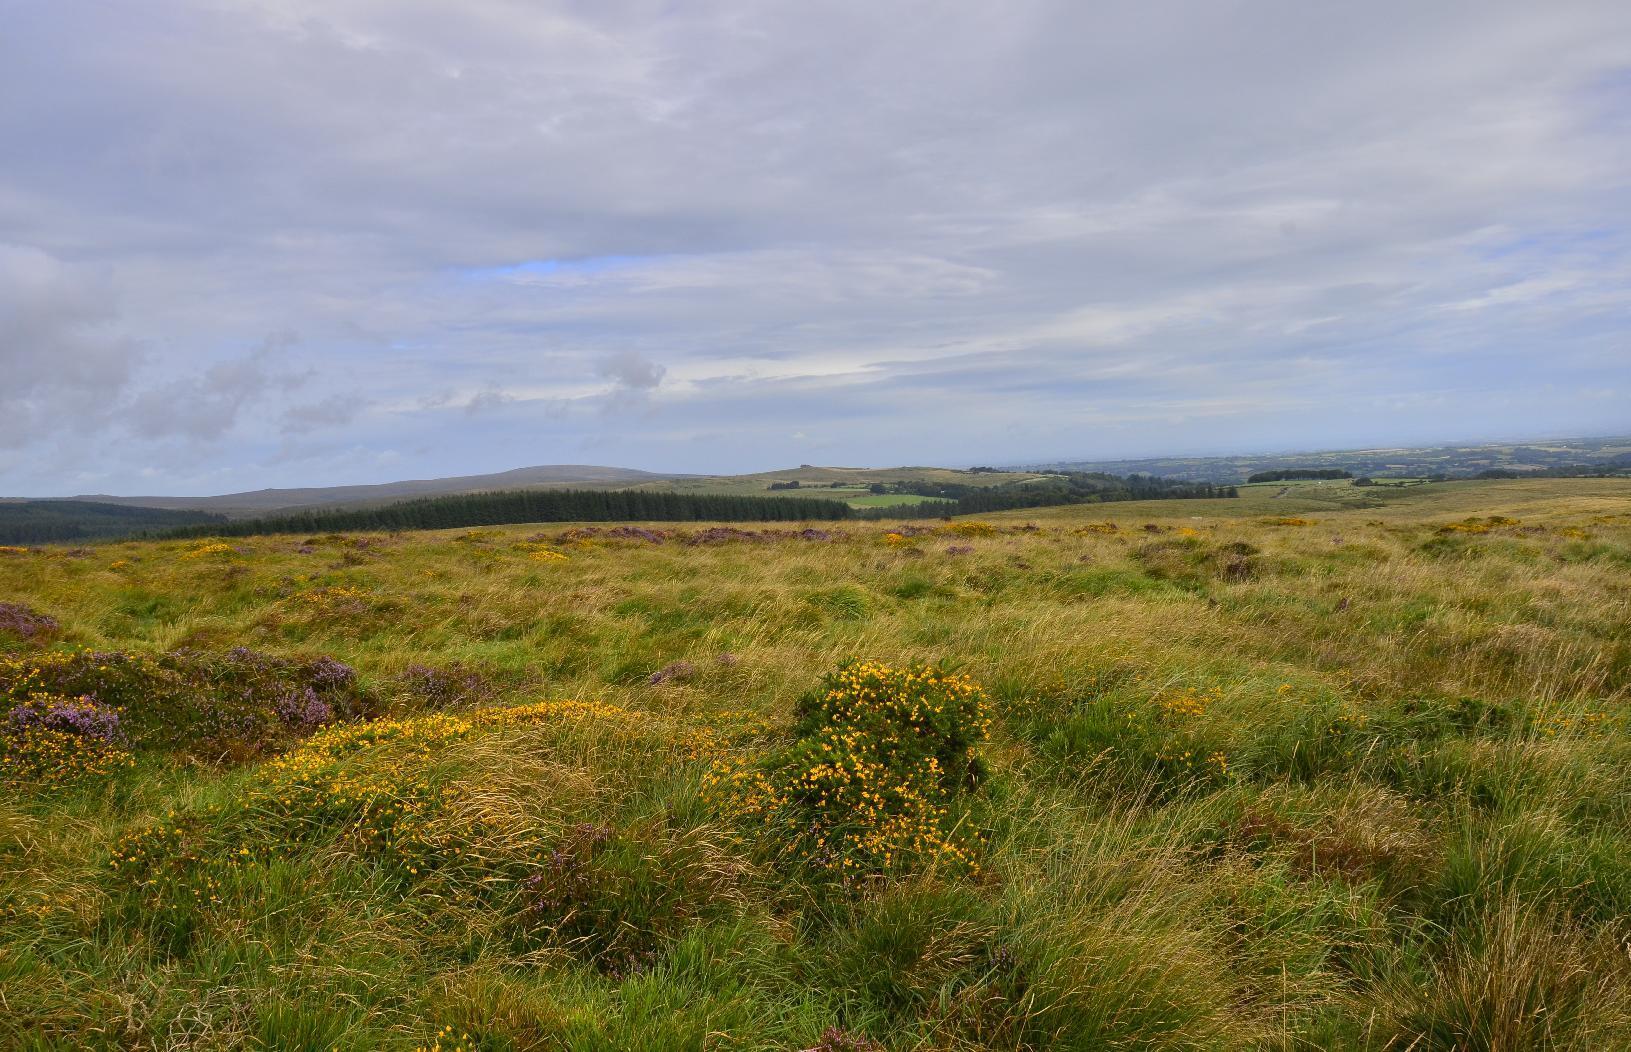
[0,693,133,787]
[394,662,497,710]
[0,601,59,643]
[707,661,990,879]
[0,646,373,766]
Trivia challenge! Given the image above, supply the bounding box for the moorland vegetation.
[2,478,1629,1050]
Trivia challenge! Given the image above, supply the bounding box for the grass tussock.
[1,477,1630,1049]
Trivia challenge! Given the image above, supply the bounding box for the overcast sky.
[3,1,1629,496]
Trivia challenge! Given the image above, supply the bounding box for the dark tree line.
[860,473,1237,519]
[0,501,225,544]
[160,488,857,538]
[13,470,1252,545]
[1245,468,1353,483]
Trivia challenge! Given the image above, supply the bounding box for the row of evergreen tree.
[1245,468,1352,483]
[0,500,225,545]
[160,488,857,538]
[861,473,1237,518]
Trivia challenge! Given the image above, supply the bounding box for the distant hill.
[1028,437,1631,485]
[14,440,1629,529]
[50,465,684,518]
[0,500,225,544]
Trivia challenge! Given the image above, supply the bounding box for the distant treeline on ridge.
[0,500,225,545]
[1246,468,1353,483]
[871,472,1237,518]
[152,474,1240,539]
[160,489,856,538]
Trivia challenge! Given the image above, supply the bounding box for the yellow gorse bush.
[706,661,990,879]
[255,699,637,853]
[111,698,645,895]
[1155,685,1220,719]
[512,541,568,562]
[0,718,133,787]
[417,1026,479,1052]
[180,542,238,560]
[1437,516,1521,534]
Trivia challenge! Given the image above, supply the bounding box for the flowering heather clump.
[6,694,123,742]
[945,545,975,557]
[273,686,333,731]
[396,662,494,710]
[605,526,669,543]
[706,661,990,879]
[941,520,998,537]
[304,655,356,690]
[1075,522,1120,535]
[0,601,59,641]
[1,694,132,787]
[2,651,175,743]
[687,526,767,545]
[0,647,372,761]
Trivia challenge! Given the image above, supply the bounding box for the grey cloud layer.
[1,1,1628,494]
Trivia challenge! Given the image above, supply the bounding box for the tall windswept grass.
[1,478,1628,1049]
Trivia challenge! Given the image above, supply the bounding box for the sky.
[2,1,1629,497]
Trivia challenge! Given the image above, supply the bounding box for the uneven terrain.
[2,478,1629,1050]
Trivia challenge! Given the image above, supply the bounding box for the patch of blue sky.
[1476,226,1624,263]
[456,255,664,282]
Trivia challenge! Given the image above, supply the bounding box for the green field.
[1041,436,1631,484]
[624,466,1045,501]
[3,478,1630,1049]
[842,493,954,508]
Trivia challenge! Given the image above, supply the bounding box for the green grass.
[621,466,1047,501]
[2,478,1630,1049]
[844,494,954,508]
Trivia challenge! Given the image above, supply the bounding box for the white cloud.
[1,1,1629,492]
